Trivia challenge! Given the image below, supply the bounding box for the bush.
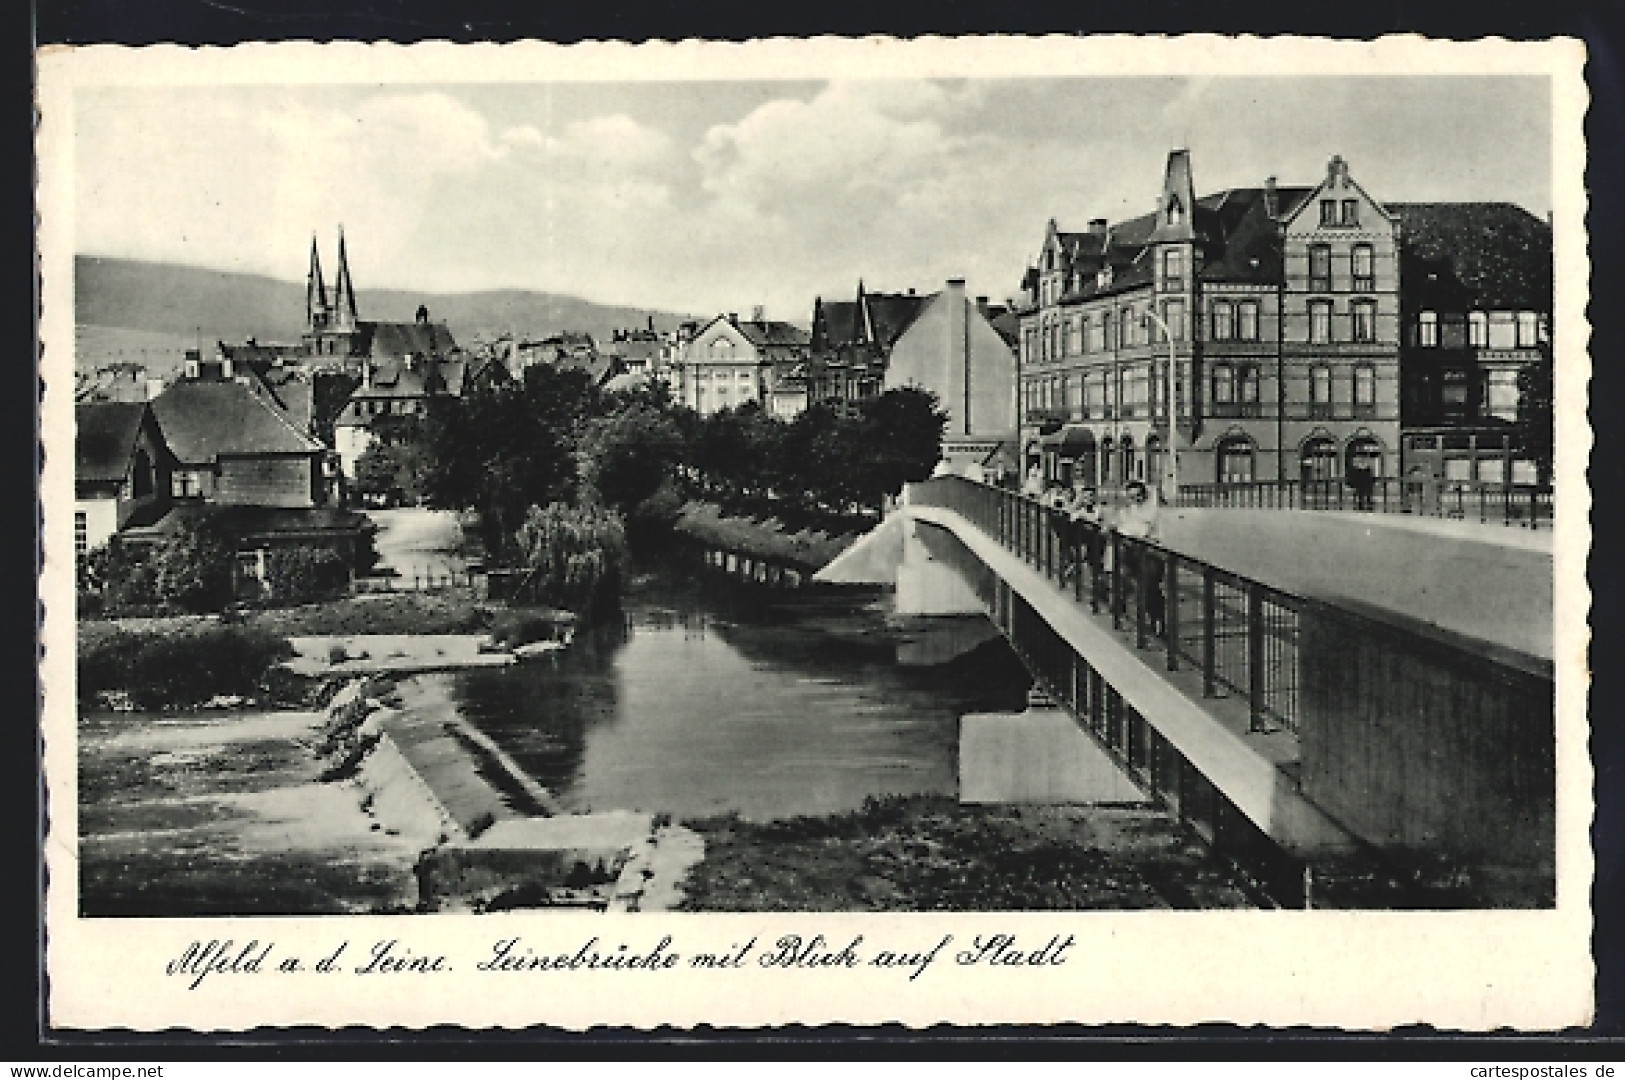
[78,624,295,710]
[513,502,628,619]
[82,539,160,614]
[264,545,352,604]
[150,519,235,613]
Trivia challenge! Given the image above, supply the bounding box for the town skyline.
[75,75,1552,321]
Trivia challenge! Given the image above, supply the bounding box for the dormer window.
[1166,195,1184,227]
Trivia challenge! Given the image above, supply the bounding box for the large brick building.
[1015,149,1550,494]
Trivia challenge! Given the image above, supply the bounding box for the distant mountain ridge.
[74,255,702,354]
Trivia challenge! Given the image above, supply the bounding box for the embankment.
[672,501,862,579]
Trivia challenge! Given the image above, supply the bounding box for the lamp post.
[1142,307,1180,504]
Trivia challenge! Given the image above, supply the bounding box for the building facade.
[1016,150,1409,495]
[74,401,176,556]
[677,313,811,417]
[808,284,927,414]
[883,278,1018,472]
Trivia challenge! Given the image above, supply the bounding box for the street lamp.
[1142,307,1180,505]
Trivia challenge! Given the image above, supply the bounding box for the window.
[1320,200,1337,227]
[1162,299,1186,341]
[1469,311,1488,347]
[1444,457,1473,483]
[1310,365,1333,410]
[1167,196,1184,227]
[1085,372,1106,418]
[1067,318,1081,356]
[1237,301,1260,341]
[1341,199,1360,226]
[1119,308,1135,348]
[1103,311,1116,351]
[1354,364,1376,407]
[1123,365,1150,417]
[1486,368,1520,421]
[1488,312,1516,349]
[710,338,734,357]
[1301,437,1339,482]
[1309,244,1332,292]
[1237,365,1260,405]
[172,470,206,498]
[1065,374,1084,415]
[74,512,87,557]
[1212,300,1234,341]
[1352,300,1377,343]
[1517,312,1540,347]
[1217,437,1255,484]
[1418,311,1439,347]
[1081,317,1095,354]
[1309,301,1333,344]
[1352,244,1375,291]
[1477,458,1507,485]
[1162,247,1185,290]
[1441,369,1470,413]
[1346,437,1384,479]
[1211,363,1233,404]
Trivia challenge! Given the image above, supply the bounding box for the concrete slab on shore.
[285,634,514,676]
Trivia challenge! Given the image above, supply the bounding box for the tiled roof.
[359,320,458,359]
[76,401,150,486]
[864,294,927,347]
[131,503,371,541]
[152,379,324,463]
[814,300,862,350]
[1388,202,1552,310]
[735,319,811,349]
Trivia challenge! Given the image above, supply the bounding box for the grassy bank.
[678,796,1260,911]
[673,501,859,572]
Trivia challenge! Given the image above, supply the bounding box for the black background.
[15,0,1625,1058]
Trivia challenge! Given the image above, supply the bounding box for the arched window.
[710,337,735,358]
[1345,436,1384,479]
[1166,195,1184,227]
[1300,436,1339,482]
[1216,436,1255,484]
[1145,434,1162,487]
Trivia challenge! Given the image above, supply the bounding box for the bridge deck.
[1156,508,1553,660]
[909,503,1357,856]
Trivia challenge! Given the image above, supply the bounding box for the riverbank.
[677,795,1262,911]
[672,501,861,572]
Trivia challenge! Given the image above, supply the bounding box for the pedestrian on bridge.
[1118,480,1166,638]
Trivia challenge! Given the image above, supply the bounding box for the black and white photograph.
[37,36,1592,1031]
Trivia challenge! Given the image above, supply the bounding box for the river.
[449,559,1036,821]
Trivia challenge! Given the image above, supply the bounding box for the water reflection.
[452,562,1032,821]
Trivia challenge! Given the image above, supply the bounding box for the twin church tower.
[304,229,361,355]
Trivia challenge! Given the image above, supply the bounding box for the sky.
[74,76,1552,322]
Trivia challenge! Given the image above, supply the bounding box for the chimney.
[752,305,765,323]
[728,312,739,326]
[908,288,916,297]
[1327,155,1348,186]
[976,296,990,317]
[1088,218,1108,237]
[1263,176,1278,218]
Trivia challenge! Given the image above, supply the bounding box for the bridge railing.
[1176,478,1553,529]
[909,475,1305,734]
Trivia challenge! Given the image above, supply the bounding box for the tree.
[150,516,236,613]
[578,403,685,517]
[854,387,947,510]
[513,502,628,618]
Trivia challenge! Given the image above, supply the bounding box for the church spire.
[306,234,329,331]
[332,226,358,330]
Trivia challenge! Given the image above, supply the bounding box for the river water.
[450,560,1035,821]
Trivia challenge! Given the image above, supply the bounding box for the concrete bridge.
[819,475,1555,905]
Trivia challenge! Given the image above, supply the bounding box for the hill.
[73,255,702,368]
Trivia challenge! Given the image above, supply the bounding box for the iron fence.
[1177,478,1553,529]
[909,474,1303,734]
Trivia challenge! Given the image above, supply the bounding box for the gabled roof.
[1388,202,1553,310]
[735,319,811,349]
[358,320,458,359]
[152,379,323,463]
[863,294,926,348]
[76,401,152,486]
[813,299,862,350]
